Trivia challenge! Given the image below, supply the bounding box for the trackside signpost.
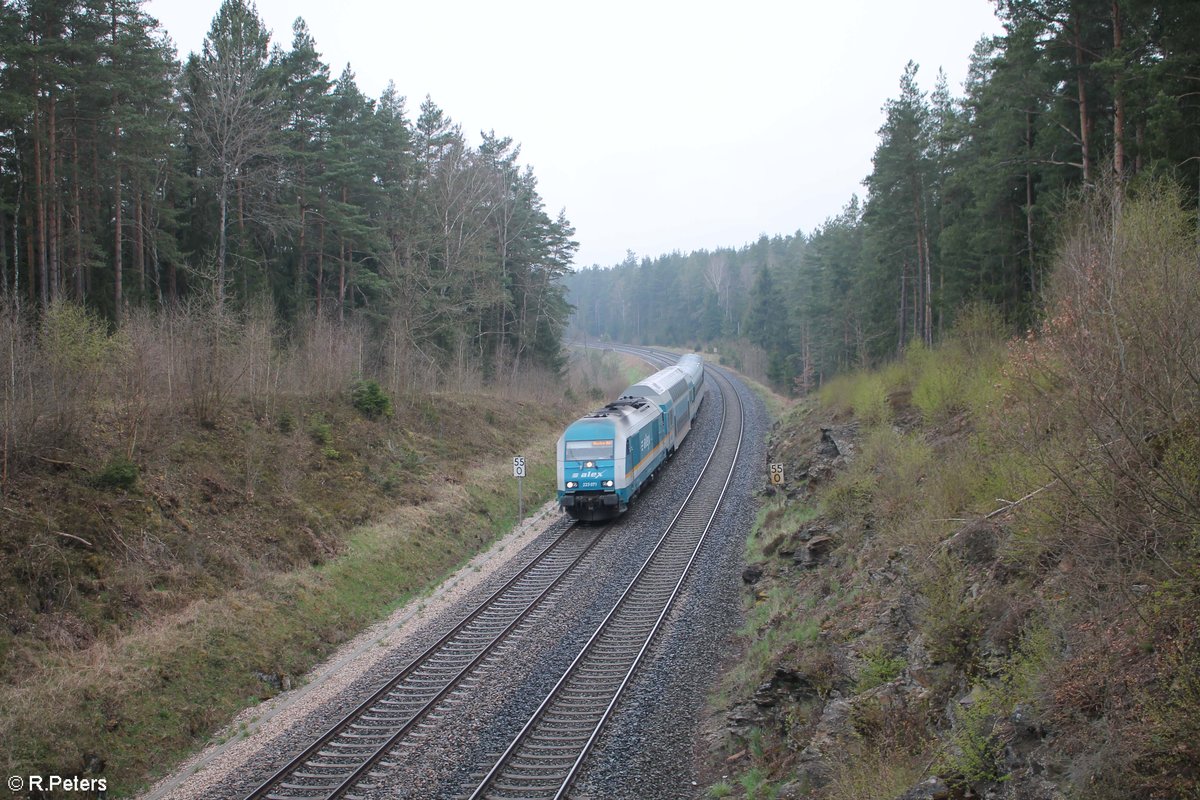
[769,462,784,485]
[513,456,526,520]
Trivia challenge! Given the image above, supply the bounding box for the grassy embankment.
[711,182,1200,799]
[0,313,650,796]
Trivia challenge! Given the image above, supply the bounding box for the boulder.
[818,428,841,457]
[742,565,764,585]
[795,534,836,568]
[893,777,951,800]
[725,701,768,742]
[752,667,817,707]
[947,518,1003,565]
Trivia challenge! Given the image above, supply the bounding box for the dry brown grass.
[0,299,586,792]
[0,385,572,793]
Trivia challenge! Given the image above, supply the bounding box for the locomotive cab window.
[565,440,614,461]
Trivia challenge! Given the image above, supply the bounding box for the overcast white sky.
[145,0,1004,268]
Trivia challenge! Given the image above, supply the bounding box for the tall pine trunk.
[1072,9,1091,182]
[72,124,85,301]
[1112,0,1125,180]
[0,208,8,300]
[34,103,48,307]
[135,187,145,298]
[923,225,932,346]
[113,161,122,321]
[296,200,306,302]
[1025,110,1037,297]
[48,90,59,302]
[338,186,348,323]
[316,222,325,317]
[25,197,36,308]
[111,3,123,320]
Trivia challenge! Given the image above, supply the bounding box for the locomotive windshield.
[565,440,614,461]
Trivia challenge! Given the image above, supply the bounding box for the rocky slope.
[703,345,1198,800]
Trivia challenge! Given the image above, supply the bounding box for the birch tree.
[182,0,278,307]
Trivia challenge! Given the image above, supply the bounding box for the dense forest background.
[0,0,575,380]
[569,0,1200,391]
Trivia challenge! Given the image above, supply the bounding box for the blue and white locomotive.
[557,354,706,521]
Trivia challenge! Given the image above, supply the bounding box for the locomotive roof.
[582,396,651,418]
[625,365,689,404]
[564,396,657,441]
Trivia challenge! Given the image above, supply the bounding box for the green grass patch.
[855,644,908,692]
[707,780,734,798]
[739,766,777,800]
[746,499,819,562]
[825,745,929,800]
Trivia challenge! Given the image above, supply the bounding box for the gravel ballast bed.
[138,502,570,800]
[363,375,731,798]
[569,370,768,800]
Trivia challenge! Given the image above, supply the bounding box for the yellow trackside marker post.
[769,463,784,485]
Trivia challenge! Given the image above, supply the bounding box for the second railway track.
[245,518,608,800]
[466,359,745,800]
[245,347,744,800]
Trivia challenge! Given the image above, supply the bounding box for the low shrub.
[936,687,1006,786]
[826,744,927,800]
[95,456,139,491]
[820,474,873,525]
[308,415,333,446]
[848,372,891,426]
[912,352,968,423]
[919,552,981,668]
[855,644,907,692]
[350,379,393,419]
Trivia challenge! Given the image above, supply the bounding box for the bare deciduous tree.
[181,0,279,308]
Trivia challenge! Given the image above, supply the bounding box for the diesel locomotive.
[556,354,706,521]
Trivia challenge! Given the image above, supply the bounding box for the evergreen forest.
[568,0,1200,391]
[0,0,575,381]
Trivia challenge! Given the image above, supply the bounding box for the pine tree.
[864,61,934,355]
[278,17,330,311]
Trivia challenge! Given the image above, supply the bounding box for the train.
[556,353,706,521]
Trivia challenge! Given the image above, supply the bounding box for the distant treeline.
[568,1,1200,390]
[0,0,574,379]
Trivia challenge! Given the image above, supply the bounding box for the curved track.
[466,353,744,800]
[245,346,742,800]
[245,519,606,800]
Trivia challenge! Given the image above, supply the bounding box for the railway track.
[244,518,607,800]
[245,346,741,800]
[466,358,744,800]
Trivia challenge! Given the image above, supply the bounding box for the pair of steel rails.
[246,349,743,800]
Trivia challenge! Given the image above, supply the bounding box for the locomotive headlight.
[565,481,578,489]
[603,480,614,488]
[585,461,595,468]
